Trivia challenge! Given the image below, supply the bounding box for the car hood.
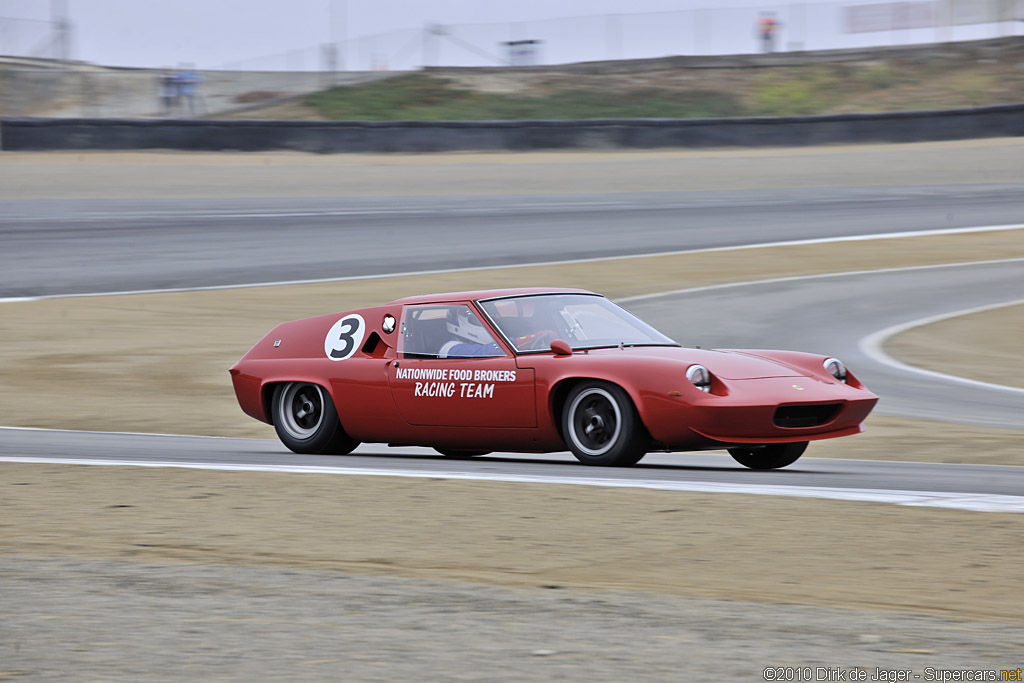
[577,346,805,380]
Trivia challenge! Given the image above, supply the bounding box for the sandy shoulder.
[2,463,1021,622]
[2,138,1023,200]
[887,302,1024,390]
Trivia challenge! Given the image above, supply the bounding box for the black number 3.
[329,317,360,359]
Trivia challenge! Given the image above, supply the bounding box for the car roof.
[388,287,596,306]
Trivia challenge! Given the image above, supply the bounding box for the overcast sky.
[3,0,743,67]
[1,0,1014,70]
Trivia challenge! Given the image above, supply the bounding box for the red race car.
[230,288,877,468]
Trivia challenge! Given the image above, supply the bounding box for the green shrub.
[306,74,745,121]
[862,64,895,89]
[750,69,839,116]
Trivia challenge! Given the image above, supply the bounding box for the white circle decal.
[324,314,365,361]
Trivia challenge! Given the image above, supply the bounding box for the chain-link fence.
[0,15,63,60]
[2,0,1022,117]
[216,0,1024,71]
[4,1,1023,71]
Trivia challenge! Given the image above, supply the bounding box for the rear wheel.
[562,381,647,466]
[272,382,359,455]
[434,448,490,458]
[728,441,808,470]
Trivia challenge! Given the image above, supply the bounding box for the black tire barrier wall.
[2,103,1023,153]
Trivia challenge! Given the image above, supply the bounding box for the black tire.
[562,381,648,466]
[728,441,808,470]
[271,382,359,455]
[434,448,490,458]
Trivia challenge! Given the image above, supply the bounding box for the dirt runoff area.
[3,462,1024,679]
[4,138,1024,201]
[3,463,1024,623]
[890,302,1024,391]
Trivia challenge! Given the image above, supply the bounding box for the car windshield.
[478,293,679,353]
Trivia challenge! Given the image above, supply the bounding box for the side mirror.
[550,339,572,356]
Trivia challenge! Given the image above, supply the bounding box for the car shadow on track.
[328,451,833,475]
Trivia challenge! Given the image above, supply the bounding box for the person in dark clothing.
[757,12,779,53]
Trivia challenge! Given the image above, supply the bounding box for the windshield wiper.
[619,343,680,348]
[573,342,680,351]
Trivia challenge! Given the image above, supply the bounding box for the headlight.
[823,357,847,382]
[686,364,711,393]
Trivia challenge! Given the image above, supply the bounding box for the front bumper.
[644,376,879,448]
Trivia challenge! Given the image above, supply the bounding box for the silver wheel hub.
[279,383,325,440]
[296,400,314,419]
[567,387,622,457]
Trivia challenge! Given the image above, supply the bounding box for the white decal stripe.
[1,456,1022,514]
[1,223,1020,303]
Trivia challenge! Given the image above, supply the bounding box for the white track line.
[1,223,1020,303]
[0,425,237,439]
[616,257,1024,303]
[860,297,1024,395]
[2,455,1022,514]
[620,258,1024,395]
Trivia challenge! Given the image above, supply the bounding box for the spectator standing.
[177,66,203,116]
[158,68,179,115]
[757,12,779,53]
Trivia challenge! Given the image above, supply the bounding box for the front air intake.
[774,403,840,428]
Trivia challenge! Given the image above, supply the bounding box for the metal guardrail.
[2,103,1023,153]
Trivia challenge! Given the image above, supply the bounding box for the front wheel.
[728,442,808,470]
[562,381,647,466]
[271,382,359,455]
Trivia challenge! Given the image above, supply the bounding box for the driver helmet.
[447,307,492,345]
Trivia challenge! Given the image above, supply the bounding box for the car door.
[387,303,536,428]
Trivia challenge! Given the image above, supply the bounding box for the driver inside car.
[513,329,559,350]
[487,298,564,352]
[439,308,502,358]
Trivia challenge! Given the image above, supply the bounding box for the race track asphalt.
[1,176,1021,497]
[2,184,1023,297]
[3,427,1024,498]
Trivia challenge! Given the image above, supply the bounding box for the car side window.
[400,305,504,359]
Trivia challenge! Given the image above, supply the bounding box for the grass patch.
[295,41,1024,122]
[306,74,744,120]
[749,66,844,116]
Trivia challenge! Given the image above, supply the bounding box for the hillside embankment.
[4,38,1021,121]
[226,37,1024,121]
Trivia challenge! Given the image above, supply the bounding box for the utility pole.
[329,0,346,75]
[605,14,623,60]
[51,0,71,61]
[423,23,444,67]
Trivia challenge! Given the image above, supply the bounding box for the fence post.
[605,14,623,60]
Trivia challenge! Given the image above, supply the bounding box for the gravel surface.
[3,557,1022,682]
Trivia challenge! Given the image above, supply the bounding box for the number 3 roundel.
[324,314,365,361]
